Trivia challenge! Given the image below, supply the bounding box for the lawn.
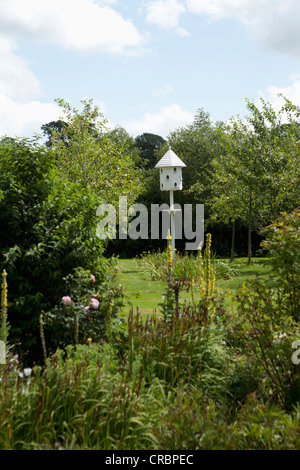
[116,256,273,316]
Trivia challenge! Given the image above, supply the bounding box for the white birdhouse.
[155,148,186,191]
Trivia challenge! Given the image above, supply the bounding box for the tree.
[245,97,300,221]
[208,155,247,261]
[209,96,300,263]
[41,120,69,147]
[166,109,225,209]
[51,98,144,208]
[209,119,264,264]
[105,126,142,167]
[134,133,166,169]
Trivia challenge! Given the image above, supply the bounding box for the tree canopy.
[50,98,144,208]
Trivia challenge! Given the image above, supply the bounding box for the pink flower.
[62,296,72,305]
[90,298,99,309]
[85,306,90,312]
[90,275,96,283]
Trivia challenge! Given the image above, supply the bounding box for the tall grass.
[2,299,300,450]
[138,248,240,283]
[127,305,229,399]
[0,345,161,450]
[2,240,300,450]
[0,292,230,450]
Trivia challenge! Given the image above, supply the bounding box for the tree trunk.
[247,191,252,265]
[230,219,235,261]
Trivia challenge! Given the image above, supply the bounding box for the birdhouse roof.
[155,148,186,168]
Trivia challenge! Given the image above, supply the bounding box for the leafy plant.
[0,344,161,450]
[0,138,122,362]
[51,98,143,208]
[43,265,124,353]
[156,390,300,450]
[126,304,229,399]
[228,275,300,408]
[139,241,239,284]
[261,208,300,320]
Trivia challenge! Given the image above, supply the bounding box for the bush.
[138,248,239,283]
[43,266,124,353]
[0,344,161,450]
[261,208,300,320]
[0,139,122,362]
[227,276,300,408]
[126,306,229,400]
[156,391,300,450]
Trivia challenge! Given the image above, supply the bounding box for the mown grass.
[116,257,273,316]
[117,258,165,316]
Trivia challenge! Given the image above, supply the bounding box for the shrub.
[0,344,161,450]
[261,208,300,320]
[156,391,300,450]
[126,306,229,400]
[138,246,239,283]
[0,139,121,363]
[227,276,300,408]
[42,265,124,354]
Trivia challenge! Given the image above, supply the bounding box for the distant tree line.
[103,97,300,261]
[3,95,300,261]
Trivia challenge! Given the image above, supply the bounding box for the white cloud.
[124,103,194,137]
[0,0,145,137]
[257,78,300,116]
[0,34,60,138]
[145,0,189,36]
[0,95,61,138]
[153,83,174,97]
[0,0,144,55]
[0,35,41,103]
[185,0,300,57]
[185,0,251,20]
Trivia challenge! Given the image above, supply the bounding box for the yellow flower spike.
[1,270,8,310]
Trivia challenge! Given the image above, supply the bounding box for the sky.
[1,0,300,140]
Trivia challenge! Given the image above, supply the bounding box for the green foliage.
[51,98,143,207]
[0,138,121,362]
[0,271,9,345]
[1,93,300,449]
[208,97,300,262]
[227,276,300,408]
[261,208,300,320]
[134,133,166,169]
[43,266,124,353]
[2,268,300,449]
[0,344,161,450]
[227,356,263,405]
[41,120,69,148]
[126,307,229,398]
[138,247,239,283]
[167,109,224,207]
[156,391,300,450]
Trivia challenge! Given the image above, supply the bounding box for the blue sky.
[1,0,300,139]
